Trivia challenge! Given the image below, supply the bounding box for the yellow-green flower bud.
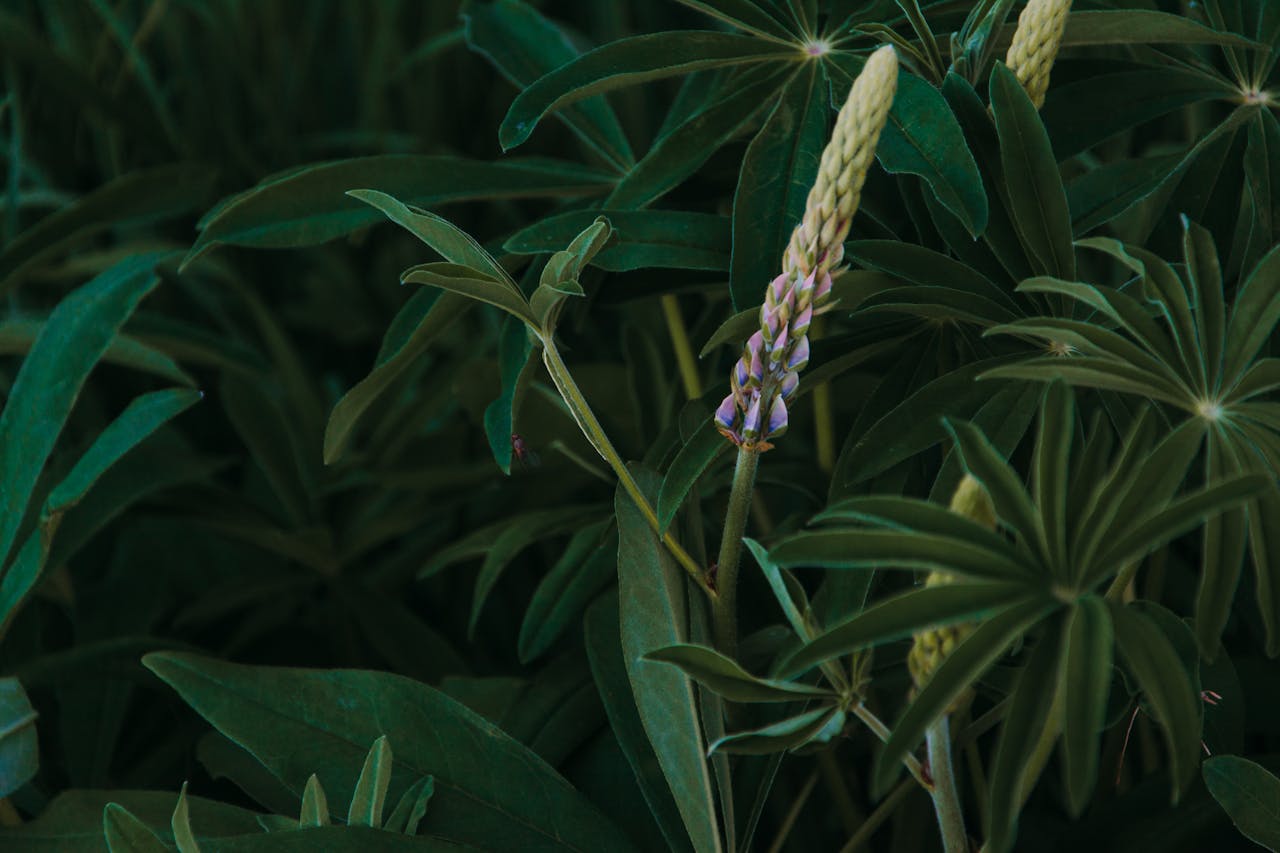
[784,44,898,282]
[1005,0,1072,110]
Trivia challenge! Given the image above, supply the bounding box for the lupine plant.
[1,1,1279,851]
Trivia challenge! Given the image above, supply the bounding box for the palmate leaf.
[499,32,799,152]
[945,419,1047,566]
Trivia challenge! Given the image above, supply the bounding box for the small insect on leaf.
[511,433,541,469]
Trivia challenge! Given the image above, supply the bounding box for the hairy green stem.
[926,718,968,853]
[851,703,928,788]
[713,446,760,657]
[660,294,703,401]
[541,339,710,593]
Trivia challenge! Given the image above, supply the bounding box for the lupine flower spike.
[908,475,996,712]
[716,45,898,450]
[1005,0,1073,109]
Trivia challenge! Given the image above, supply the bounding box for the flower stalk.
[710,45,899,653]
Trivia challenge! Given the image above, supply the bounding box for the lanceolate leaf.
[729,63,827,310]
[827,56,988,236]
[645,644,835,702]
[185,157,613,266]
[990,62,1074,281]
[1060,596,1113,816]
[708,706,841,755]
[506,210,730,272]
[1110,603,1203,798]
[658,419,730,535]
[401,263,536,326]
[464,0,634,170]
[499,32,797,151]
[0,253,163,572]
[616,470,722,853]
[143,653,637,852]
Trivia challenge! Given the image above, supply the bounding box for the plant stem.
[767,769,820,853]
[926,717,968,853]
[541,339,710,592]
[838,777,915,853]
[850,703,929,788]
[660,293,703,400]
[713,445,760,657]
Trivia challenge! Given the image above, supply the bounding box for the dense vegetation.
[1,0,1279,850]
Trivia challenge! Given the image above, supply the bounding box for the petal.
[780,370,800,399]
[714,394,738,429]
[766,395,788,437]
[787,335,810,371]
[792,304,813,336]
[742,395,762,437]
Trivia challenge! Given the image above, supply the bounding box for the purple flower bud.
[769,273,789,305]
[780,370,799,399]
[742,395,762,438]
[771,326,789,360]
[766,395,788,437]
[714,394,738,430]
[733,356,749,392]
[749,347,764,384]
[792,304,813,336]
[814,271,833,305]
[787,335,810,371]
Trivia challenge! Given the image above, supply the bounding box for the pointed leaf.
[348,737,392,828]
[171,784,200,853]
[1060,596,1113,816]
[646,644,834,703]
[1203,755,1280,851]
[708,707,840,755]
[300,774,330,827]
[402,263,536,326]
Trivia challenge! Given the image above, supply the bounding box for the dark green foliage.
[1,1,1279,851]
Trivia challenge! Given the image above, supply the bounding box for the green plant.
[0,1,1278,851]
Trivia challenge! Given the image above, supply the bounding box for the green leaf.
[401,262,536,326]
[1066,153,1184,235]
[483,318,536,474]
[658,419,729,535]
[383,775,434,836]
[999,9,1262,48]
[616,469,722,853]
[323,291,470,464]
[777,583,1033,678]
[300,774,330,827]
[708,706,841,755]
[607,65,788,209]
[46,388,201,522]
[645,644,834,703]
[171,784,200,853]
[185,156,612,266]
[1203,755,1280,851]
[769,528,1032,581]
[0,164,215,291]
[507,210,730,272]
[1034,382,1073,578]
[142,652,636,852]
[875,597,1056,794]
[348,737,392,828]
[103,804,168,853]
[744,538,813,641]
[464,0,634,169]
[990,62,1074,280]
[220,375,311,526]
[729,64,826,309]
[1195,433,1251,658]
[1183,217,1225,384]
[945,419,1047,566]
[467,506,605,638]
[0,678,37,798]
[814,496,1025,563]
[673,0,795,40]
[986,624,1064,853]
[0,252,163,572]
[499,32,797,151]
[346,189,511,283]
[1042,69,1236,160]
[518,523,616,664]
[584,595,695,853]
[530,216,612,329]
[837,357,1021,487]
[1110,602,1203,799]
[0,319,193,387]
[828,57,987,236]
[1223,242,1280,388]
[1060,596,1113,816]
